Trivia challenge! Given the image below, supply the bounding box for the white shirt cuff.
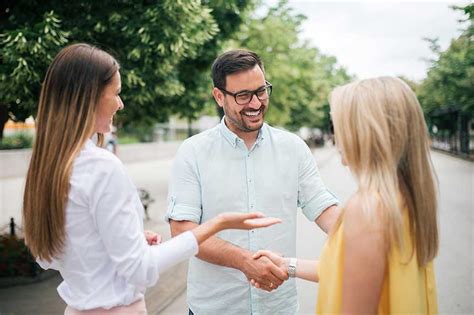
[152,231,199,275]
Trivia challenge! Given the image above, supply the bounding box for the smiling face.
[95,71,123,134]
[212,65,268,138]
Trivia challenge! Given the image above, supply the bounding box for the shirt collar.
[219,117,239,148]
[218,116,266,148]
[256,125,266,146]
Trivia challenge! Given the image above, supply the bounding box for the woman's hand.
[144,230,162,245]
[250,250,288,289]
[192,212,282,245]
[216,212,282,230]
[252,249,286,266]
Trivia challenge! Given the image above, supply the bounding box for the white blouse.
[37,139,198,310]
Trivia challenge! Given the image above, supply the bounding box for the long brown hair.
[329,76,439,266]
[23,43,119,262]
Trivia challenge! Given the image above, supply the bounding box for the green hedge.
[0,133,33,150]
[0,235,41,277]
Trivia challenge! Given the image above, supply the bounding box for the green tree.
[416,3,473,154]
[0,10,69,139]
[418,4,473,116]
[1,0,246,139]
[230,0,352,131]
[171,0,255,136]
[398,75,420,95]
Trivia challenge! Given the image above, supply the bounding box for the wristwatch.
[288,258,297,278]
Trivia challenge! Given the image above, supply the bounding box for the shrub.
[0,133,34,150]
[0,235,41,277]
[121,123,155,143]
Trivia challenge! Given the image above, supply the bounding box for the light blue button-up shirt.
[166,118,338,314]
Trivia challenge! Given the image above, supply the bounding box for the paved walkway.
[1,142,472,314]
[0,141,185,315]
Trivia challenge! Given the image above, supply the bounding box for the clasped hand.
[245,250,289,292]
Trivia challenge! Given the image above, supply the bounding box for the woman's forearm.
[286,258,319,282]
[191,216,221,245]
[253,250,320,283]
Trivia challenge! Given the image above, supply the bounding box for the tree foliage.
[230,0,352,131]
[418,4,473,116]
[0,0,252,138]
[0,10,69,126]
[171,1,254,124]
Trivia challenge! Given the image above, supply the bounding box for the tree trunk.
[187,117,193,138]
[0,104,10,140]
[459,113,470,155]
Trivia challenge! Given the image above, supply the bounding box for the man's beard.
[224,102,266,133]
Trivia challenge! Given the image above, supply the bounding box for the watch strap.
[288,257,297,278]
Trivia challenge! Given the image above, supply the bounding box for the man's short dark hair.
[211,49,264,89]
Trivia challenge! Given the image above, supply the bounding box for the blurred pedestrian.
[104,125,118,155]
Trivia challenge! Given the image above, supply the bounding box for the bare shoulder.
[343,193,384,238]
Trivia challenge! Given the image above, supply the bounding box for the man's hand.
[170,219,288,291]
[250,250,289,290]
[241,254,288,292]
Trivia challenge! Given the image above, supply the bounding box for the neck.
[241,131,259,149]
[224,117,259,149]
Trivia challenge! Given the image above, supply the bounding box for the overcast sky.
[263,0,470,81]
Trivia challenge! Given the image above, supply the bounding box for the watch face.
[288,258,297,277]
[288,266,296,277]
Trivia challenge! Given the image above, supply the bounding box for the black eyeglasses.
[219,81,273,105]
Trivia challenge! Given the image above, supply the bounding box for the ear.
[212,87,225,108]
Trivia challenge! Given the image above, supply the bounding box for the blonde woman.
[252,77,438,314]
[22,43,280,314]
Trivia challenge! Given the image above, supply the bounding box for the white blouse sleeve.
[89,158,198,287]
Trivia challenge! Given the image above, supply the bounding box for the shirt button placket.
[246,151,257,248]
[246,151,258,314]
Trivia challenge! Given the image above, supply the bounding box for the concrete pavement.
[161,146,474,314]
[1,142,472,314]
[0,141,185,315]
[295,147,473,314]
[158,143,343,315]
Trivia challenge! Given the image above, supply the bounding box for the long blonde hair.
[23,43,119,262]
[329,76,438,266]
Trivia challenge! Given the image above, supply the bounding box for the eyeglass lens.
[235,86,271,105]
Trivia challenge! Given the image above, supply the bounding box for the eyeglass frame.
[218,81,273,105]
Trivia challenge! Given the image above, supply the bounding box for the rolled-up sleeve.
[297,142,338,221]
[165,141,202,224]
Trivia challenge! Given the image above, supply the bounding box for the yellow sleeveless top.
[316,207,438,314]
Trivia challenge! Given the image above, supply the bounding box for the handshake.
[245,250,292,292]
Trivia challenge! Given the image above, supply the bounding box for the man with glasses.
[166,49,339,314]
